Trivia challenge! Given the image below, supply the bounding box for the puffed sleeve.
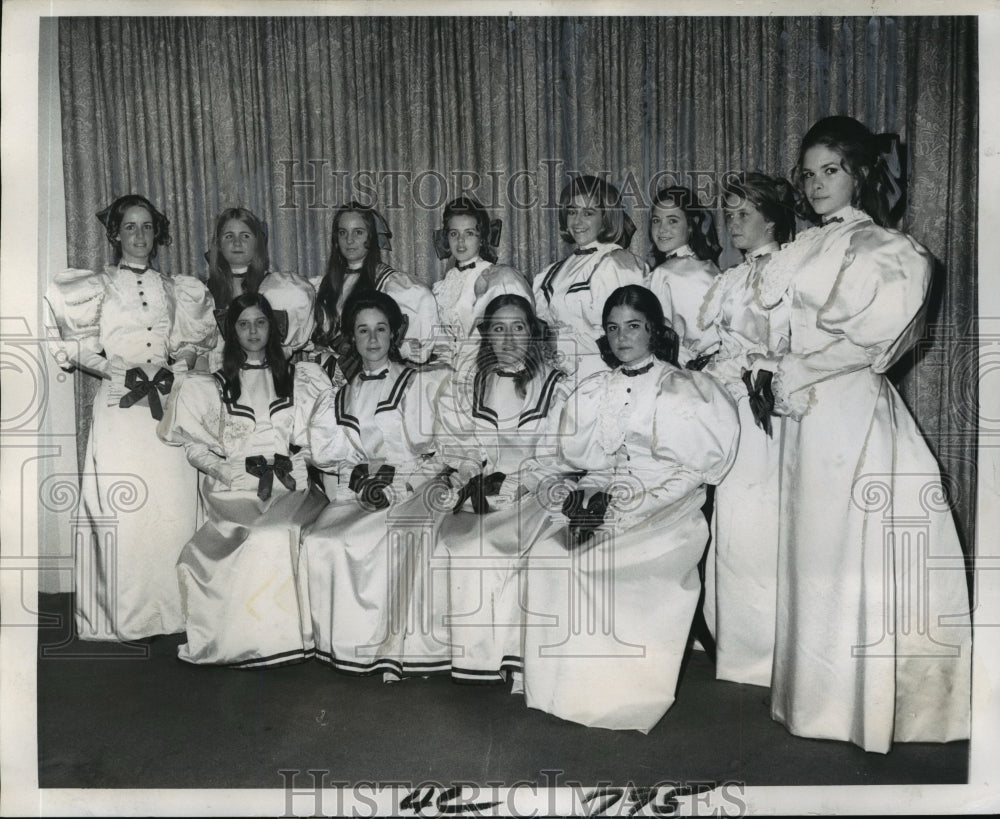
[648,369,740,505]
[471,264,535,320]
[773,226,932,419]
[166,274,218,362]
[588,248,645,321]
[556,371,620,477]
[260,270,317,354]
[398,368,440,475]
[44,268,111,377]
[156,372,229,482]
[382,269,442,364]
[432,370,487,483]
[648,258,720,360]
[291,361,335,455]
[307,387,358,472]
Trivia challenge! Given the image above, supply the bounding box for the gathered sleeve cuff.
[259,270,317,354]
[155,371,227,468]
[291,361,335,454]
[648,369,740,503]
[382,269,442,364]
[307,387,357,471]
[166,274,218,362]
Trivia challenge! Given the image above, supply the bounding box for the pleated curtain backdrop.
[57,15,978,554]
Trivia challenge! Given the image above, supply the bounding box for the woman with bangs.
[521,285,740,732]
[534,176,645,381]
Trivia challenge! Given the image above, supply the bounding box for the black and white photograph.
[1,1,998,815]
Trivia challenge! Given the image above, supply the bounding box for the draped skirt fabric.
[704,395,784,687]
[522,491,708,733]
[435,500,537,683]
[298,479,452,678]
[176,483,326,667]
[75,379,198,641]
[771,371,972,753]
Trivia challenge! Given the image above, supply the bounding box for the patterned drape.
[58,15,978,553]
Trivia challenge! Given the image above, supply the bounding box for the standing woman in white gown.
[521,285,739,732]
[644,185,722,366]
[311,202,440,381]
[533,176,645,382]
[753,116,971,753]
[698,172,796,687]
[157,293,328,667]
[203,207,316,370]
[431,196,533,366]
[45,194,217,641]
[299,291,445,679]
[433,294,571,683]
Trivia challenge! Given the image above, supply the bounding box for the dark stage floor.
[36,592,968,791]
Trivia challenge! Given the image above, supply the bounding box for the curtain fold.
[57,15,978,552]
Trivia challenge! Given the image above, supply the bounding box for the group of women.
[46,115,971,754]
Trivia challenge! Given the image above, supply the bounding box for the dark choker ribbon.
[245,454,296,501]
[822,216,844,226]
[456,261,477,271]
[122,264,148,275]
[358,368,389,381]
[621,361,654,377]
[241,361,270,370]
[573,246,598,256]
[118,367,173,420]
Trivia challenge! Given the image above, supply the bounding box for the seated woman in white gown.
[431,196,533,366]
[157,293,328,667]
[299,291,447,679]
[433,294,571,683]
[521,285,740,733]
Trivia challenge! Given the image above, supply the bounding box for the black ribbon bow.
[572,246,598,256]
[685,351,716,372]
[561,488,613,546]
[245,454,296,501]
[118,367,174,420]
[348,463,397,510]
[452,472,506,514]
[742,369,776,437]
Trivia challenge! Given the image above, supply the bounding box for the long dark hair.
[219,292,293,404]
[340,291,406,375]
[474,294,556,399]
[96,194,171,264]
[721,172,797,247]
[649,186,721,267]
[597,285,679,368]
[205,207,270,311]
[558,176,636,248]
[793,116,901,228]
[441,197,498,264]
[313,202,383,347]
